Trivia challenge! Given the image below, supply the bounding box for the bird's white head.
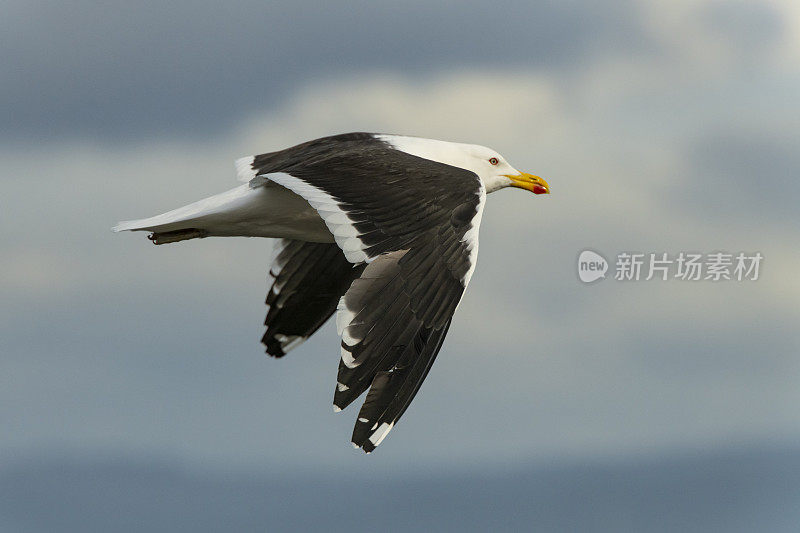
[377,134,550,195]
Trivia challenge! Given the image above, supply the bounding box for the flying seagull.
[114,132,549,452]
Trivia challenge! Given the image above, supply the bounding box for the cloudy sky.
[2,0,800,529]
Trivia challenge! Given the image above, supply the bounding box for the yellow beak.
[505,172,550,195]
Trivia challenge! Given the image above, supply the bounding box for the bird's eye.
[489,157,499,165]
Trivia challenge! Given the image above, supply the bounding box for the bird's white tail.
[112,183,267,244]
[113,159,335,244]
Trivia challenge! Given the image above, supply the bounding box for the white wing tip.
[274,334,304,354]
[368,422,395,447]
[235,155,256,182]
[341,346,358,369]
[112,220,138,232]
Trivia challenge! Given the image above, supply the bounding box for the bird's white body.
[112,134,520,241]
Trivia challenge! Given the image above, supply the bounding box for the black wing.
[262,239,364,357]
[241,133,486,452]
[335,237,470,452]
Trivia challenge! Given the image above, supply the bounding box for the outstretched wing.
[239,133,486,452]
[263,239,364,357]
[335,231,474,452]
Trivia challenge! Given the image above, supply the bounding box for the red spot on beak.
[533,185,548,195]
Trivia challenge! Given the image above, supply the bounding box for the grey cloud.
[2,0,799,486]
[3,59,799,468]
[699,1,784,61]
[3,446,800,532]
[3,242,797,467]
[628,320,799,380]
[685,129,800,221]
[3,0,651,141]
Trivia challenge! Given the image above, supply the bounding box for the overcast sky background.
[2,0,800,530]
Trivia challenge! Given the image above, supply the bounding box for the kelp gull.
[114,132,550,452]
